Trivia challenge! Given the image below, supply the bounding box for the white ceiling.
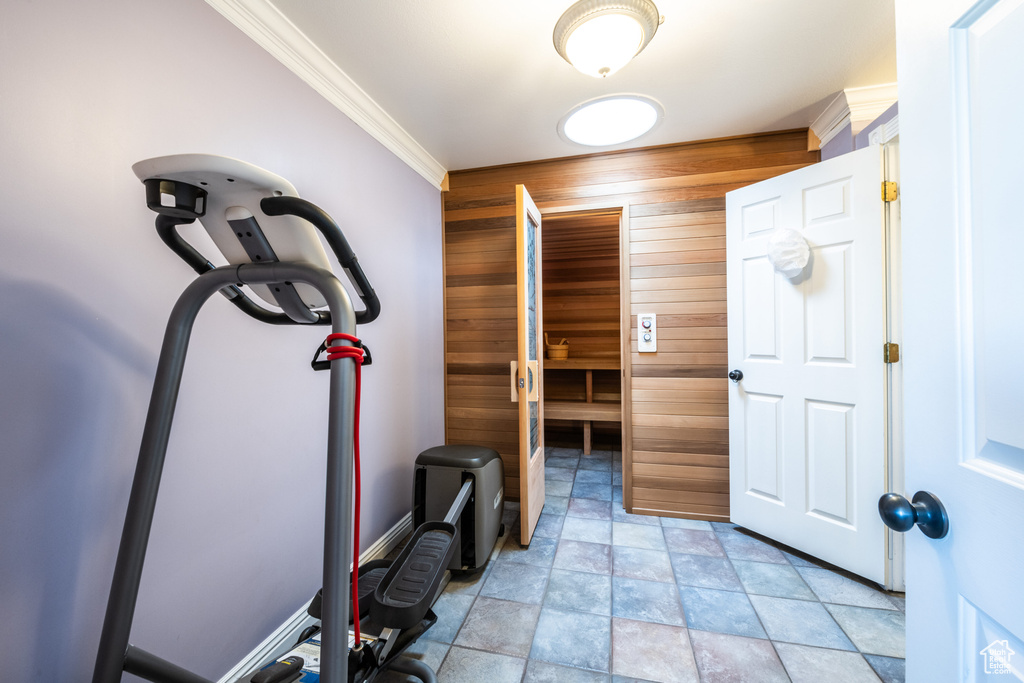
[223,0,897,176]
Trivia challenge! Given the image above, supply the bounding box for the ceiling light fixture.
[558,94,664,147]
[553,0,661,78]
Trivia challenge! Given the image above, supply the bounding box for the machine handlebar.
[261,196,381,325]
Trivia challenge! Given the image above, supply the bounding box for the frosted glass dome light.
[554,0,661,78]
[559,94,663,147]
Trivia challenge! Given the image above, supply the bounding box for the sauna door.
[513,184,545,545]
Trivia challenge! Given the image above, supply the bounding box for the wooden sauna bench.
[543,358,621,455]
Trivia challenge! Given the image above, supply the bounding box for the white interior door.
[895,0,1024,679]
[726,145,888,583]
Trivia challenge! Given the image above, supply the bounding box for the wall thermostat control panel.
[638,313,657,353]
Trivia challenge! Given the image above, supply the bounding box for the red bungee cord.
[324,332,366,647]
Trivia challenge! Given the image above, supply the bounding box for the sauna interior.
[541,211,623,455]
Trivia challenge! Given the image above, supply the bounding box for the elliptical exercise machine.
[92,155,457,683]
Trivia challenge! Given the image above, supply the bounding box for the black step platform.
[372,522,457,630]
[306,559,393,623]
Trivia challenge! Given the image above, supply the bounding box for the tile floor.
[379,447,906,683]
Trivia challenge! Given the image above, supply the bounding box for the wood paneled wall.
[443,129,819,520]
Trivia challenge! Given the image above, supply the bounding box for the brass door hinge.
[884,342,900,364]
[882,181,898,202]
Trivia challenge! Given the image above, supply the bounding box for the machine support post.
[92,263,357,683]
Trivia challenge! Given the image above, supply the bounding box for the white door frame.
[882,138,905,592]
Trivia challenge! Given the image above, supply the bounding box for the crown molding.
[810,82,898,148]
[205,0,448,189]
[810,92,852,148]
[844,82,898,135]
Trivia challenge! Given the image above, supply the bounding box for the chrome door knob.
[878,491,949,539]
[728,369,743,382]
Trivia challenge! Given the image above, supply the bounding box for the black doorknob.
[878,491,949,539]
[728,369,743,382]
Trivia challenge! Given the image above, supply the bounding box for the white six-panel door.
[896,0,1024,679]
[726,145,888,583]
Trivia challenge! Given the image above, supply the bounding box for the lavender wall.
[821,122,855,160]
[0,1,443,680]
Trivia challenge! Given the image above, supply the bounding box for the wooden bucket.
[545,333,569,360]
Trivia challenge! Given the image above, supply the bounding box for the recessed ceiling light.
[553,0,661,78]
[558,94,664,147]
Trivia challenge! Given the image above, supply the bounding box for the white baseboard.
[360,512,413,564]
[217,513,413,683]
[217,603,317,683]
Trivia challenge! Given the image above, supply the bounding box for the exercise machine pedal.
[307,558,392,623]
[372,522,458,630]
